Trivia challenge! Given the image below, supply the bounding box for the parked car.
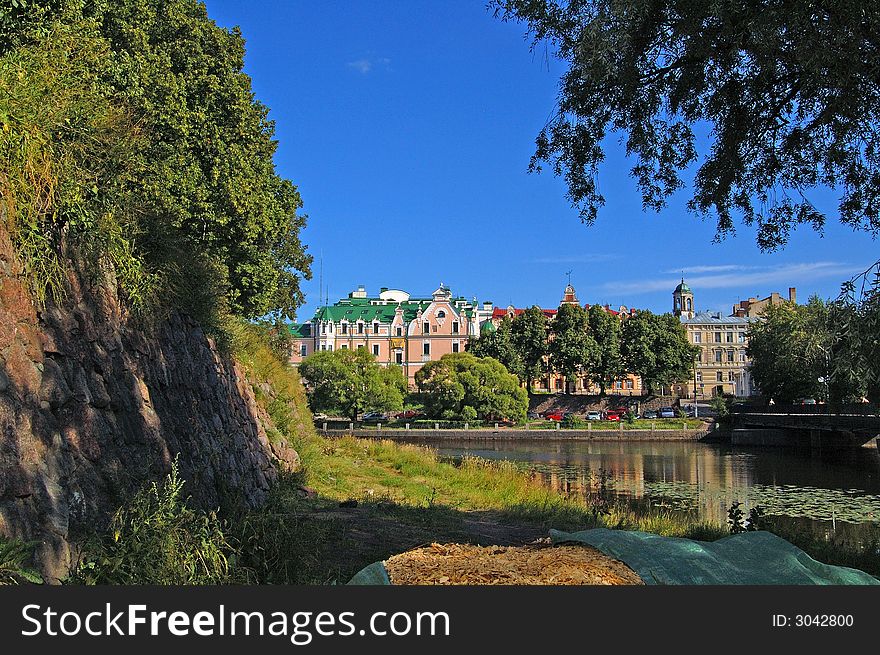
[361,411,386,421]
[544,411,564,421]
[658,407,676,418]
[642,409,657,419]
[604,410,622,421]
[395,409,421,419]
[796,398,818,405]
[527,411,541,419]
[586,411,602,421]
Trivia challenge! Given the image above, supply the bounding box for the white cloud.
[347,57,391,74]
[602,261,858,296]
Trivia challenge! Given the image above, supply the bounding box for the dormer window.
[437,310,446,319]
[423,321,429,334]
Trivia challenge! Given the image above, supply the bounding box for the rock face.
[0,227,293,582]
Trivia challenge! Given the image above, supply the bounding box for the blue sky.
[205,0,878,321]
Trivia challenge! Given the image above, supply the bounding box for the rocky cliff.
[0,227,296,582]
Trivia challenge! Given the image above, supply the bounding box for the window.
[372,344,380,356]
[716,371,724,382]
[626,379,633,389]
[696,371,703,383]
[357,344,364,350]
[726,332,734,343]
[341,344,348,350]
[395,352,403,364]
[327,344,333,352]
[341,323,347,335]
[373,322,379,334]
[693,332,702,344]
[300,344,307,357]
[739,350,747,362]
[396,327,402,337]
[727,349,734,362]
[452,341,459,353]
[714,332,722,343]
[423,342,430,356]
[714,350,722,363]
[423,321,429,334]
[437,310,446,319]
[452,321,459,334]
[738,332,746,343]
[358,323,364,334]
[615,381,623,389]
[728,371,735,382]
[555,379,563,390]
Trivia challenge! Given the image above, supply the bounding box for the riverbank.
[319,426,710,442]
[236,433,880,583]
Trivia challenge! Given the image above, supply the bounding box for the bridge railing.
[732,403,879,416]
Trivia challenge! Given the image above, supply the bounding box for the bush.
[70,459,239,585]
[562,414,588,429]
[0,538,42,585]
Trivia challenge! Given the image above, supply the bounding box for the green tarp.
[550,529,879,585]
[347,529,879,585]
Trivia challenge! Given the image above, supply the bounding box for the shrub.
[0,538,42,585]
[70,459,239,585]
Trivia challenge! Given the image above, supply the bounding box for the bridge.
[729,405,880,447]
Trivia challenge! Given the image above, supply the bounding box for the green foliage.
[71,460,239,584]
[415,352,528,422]
[0,538,43,585]
[493,0,880,251]
[710,395,730,419]
[2,0,311,321]
[298,349,405,421]
[727,501,746,535]
[0,20,154,307]
[467,316,524,380]
[587,304,625,394]
[228,317,315,444]
[833,265,880,404]
[746,298,841,403]
[621,310,698,394]
[548,303,598,391]
[511,306,549,389]
[562,413,587,429]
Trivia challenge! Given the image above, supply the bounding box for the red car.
[395,409,421,419]
[544,411,564,421]
[604,410,622,421]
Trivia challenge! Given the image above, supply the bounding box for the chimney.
[789,287,797,304]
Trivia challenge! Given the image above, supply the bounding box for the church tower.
[673,279,694,319]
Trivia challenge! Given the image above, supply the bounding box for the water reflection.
[404,438,880,532]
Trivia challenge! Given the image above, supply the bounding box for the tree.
[586,304,625,394]
[747,298,844,404]
[511,306,549,391]
[548,303,598,393]
[832,265,880,404]
[3,0,312,320]
[621,311,698,395]
[298,349,405,422]
[493,1,880,251]
[467,317,524,380]
[415,353,528,422]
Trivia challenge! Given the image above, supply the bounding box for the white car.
[586,411,602,421]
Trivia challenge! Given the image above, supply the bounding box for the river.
[402,438,880,541]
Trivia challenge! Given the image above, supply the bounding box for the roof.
[480,321,496,334]
[675,280,692,294]
[681,311,754,325]
[492,307,557,320]
[306,291,478,325]
[288,323,312,338]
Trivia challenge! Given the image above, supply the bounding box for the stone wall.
[0,227,294,582]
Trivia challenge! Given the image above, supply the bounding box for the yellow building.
[672,280,757,398]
